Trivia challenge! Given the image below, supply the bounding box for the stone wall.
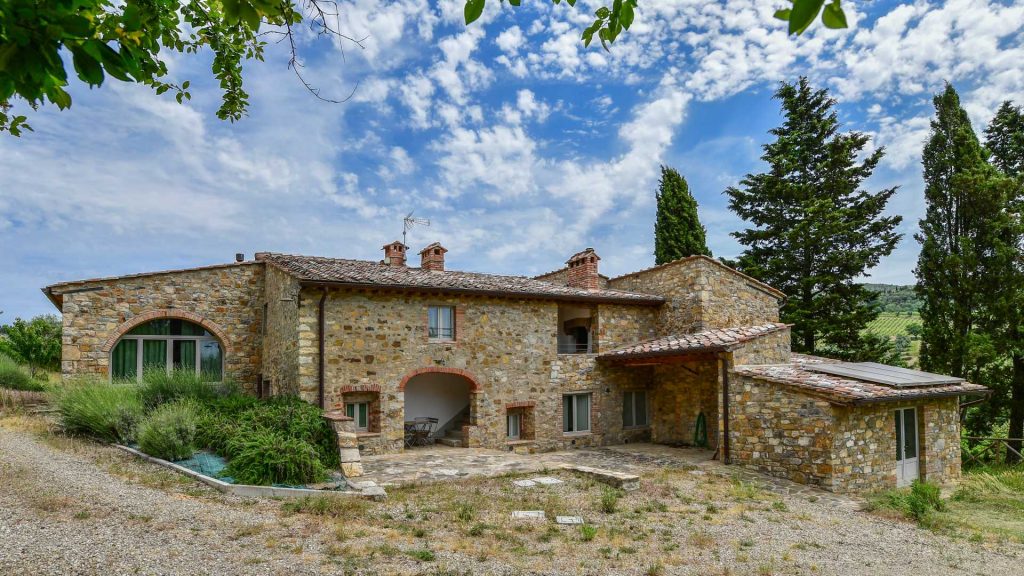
[607,256,782,334]
[294,286,658,454]
[261,264,300,395]
[728,374,836,489]
[54,263,264,388]
[651,360,719,449]
[596,304,658,352]
[831,397,961,492]
[731,328,791,366]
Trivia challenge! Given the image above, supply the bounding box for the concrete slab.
[513,479,537,487]
[555,516,584,525]
[511,510,545,520]
[530,476,563,485]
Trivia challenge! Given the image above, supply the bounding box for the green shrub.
[138,369,223,408]
[137,400,200,461]
[232,397,339,468]
[0,353,44,391]
[868,480,946,523]
[223,429,327,485]
[55,379,143,442]
[580,524,598,542]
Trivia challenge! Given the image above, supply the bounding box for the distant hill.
[862,283,920,314]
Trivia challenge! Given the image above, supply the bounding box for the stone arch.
[101,309,233,355]
[398,367,481,392]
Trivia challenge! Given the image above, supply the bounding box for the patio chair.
[403,421,418,448]
[411,417,438,446]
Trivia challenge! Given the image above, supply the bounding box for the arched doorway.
[108,317,224,381]
[400,368,479,447]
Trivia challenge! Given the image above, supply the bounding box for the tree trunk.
[1008,353,1024,465]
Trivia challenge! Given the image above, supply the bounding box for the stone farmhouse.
[43,243,986,493]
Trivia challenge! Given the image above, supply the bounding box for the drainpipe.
[317,289,327,410]
[721,355,731,465]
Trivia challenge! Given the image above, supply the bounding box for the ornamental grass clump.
[232,396,339,468]
[223,429,327,486]
[54,378,143,443]
[138,369,223,408]
[137,399,201,461]
[0,353,44,392]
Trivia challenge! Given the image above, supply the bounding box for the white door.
[895,407,920,487]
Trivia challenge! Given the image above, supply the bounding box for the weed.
[645,562,665,576]
[407,548,436,562]
[771,500,788,512]
[600,486,623,513]
[467,523,486,536]
[455,501,475,522]
[73,510,91,519]
[579,524,598,542]
[689,530,714,548]
[281,495,370,517]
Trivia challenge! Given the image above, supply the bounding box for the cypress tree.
[726,77,902,355]
[915,84,1009,386]
[984,100,1024,462]
[986,101,1024,178]
[654,166,711,264]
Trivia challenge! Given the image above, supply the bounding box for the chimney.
[566,248,600,290]
[419,242,447,271]
[235,253,245,262]
[382,241,407,267]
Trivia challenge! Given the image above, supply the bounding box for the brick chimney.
[419,242,447,271]
[382,241,407,267]
[566,248,601,290]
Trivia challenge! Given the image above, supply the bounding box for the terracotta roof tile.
[733,354,989,405]
[263,253,664,304]
[599,323,790,360]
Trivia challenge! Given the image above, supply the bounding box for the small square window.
[623,390,648,428]
[345,402,369,431]
[428,306,455,341]
[507,412,522,439]
[563,393,591,433]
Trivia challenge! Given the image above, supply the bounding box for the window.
[346,402,369,431]
[623,390,649,428]
[428,306,455,340]
[110,318,222,382]
[507,411,522,439]
[563,393,591,433]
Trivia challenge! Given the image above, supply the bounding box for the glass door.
[895,407,919,487]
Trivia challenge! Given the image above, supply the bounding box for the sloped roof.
[599,323,790,361]
[732,354,989,405]
[261,253,664,305]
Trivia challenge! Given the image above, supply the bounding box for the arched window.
[110,318,223,381]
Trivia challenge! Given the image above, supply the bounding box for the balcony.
[557,336,593,355]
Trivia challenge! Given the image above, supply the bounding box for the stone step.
[436,436,463,447]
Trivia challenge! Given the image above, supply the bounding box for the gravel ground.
[1,418,1021,576]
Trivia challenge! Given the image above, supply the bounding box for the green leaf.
[61,15,93,37]
[774,8,791,21]
[788,0,825,35]
[595,7,610,18]
[238,0,262,31]
[508,0,520,6]
[71,46,104,86]
[464,0,485,24]
[822,1,848,29]
[620,1,634,29]
[46,86,72,109]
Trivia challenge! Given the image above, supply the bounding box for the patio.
[358,443,862,509]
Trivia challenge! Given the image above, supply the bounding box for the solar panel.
[803,362,965,387]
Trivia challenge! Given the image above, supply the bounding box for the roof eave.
[296,279,665,306]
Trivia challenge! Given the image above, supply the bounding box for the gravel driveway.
[1,420,1020,575]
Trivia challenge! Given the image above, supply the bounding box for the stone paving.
[358,442,863,510]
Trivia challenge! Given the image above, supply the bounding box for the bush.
[55,379,143,443]
[137,400,200,461]
[223,429,327,485]
[231,397,339,468]
[138,369,223,408]
[0,353,44,392]
[868,480,946,523]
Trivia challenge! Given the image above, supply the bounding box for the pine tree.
[986,101,1024,177]
[654,166,711,264]
[726,77,902,355]
[984,100,1024,462]
[915,84,1010,387]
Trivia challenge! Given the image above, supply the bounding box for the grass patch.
[281,495,371,518]
[0,353,45,392]
[868,470,1024,542]
[53,378,143,443]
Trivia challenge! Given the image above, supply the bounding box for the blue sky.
[2,0,1023,320]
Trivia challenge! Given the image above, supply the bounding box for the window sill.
[428,339,456,344]
[505,439,535,445]
[623,425,650,431]
[562,431,592,437]
[356,432,379,438]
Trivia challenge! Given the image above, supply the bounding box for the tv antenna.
[402,212,430,246]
